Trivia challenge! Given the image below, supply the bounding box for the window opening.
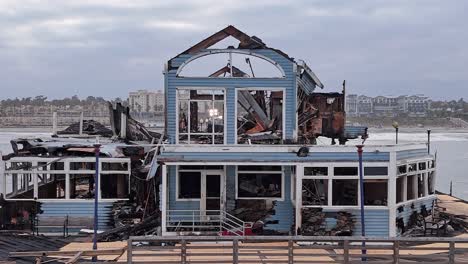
[302,179,328,205]
[332,179,358,205]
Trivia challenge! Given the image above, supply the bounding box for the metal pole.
[427,129,431,154]
[395,127,399,145]
[357,145,367,261]
[92,143,101,262]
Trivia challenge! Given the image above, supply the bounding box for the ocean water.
[1,129,467,200]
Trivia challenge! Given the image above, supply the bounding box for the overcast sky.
[1,0,467,100]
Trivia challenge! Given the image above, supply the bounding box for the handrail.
[126,236,468,264]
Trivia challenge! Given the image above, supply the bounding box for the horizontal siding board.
[159,151,390,162]
[323,208,389,236]
[396,149,429,160]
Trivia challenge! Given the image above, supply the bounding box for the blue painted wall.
[396,149,429,160]
[39,201,114,230]
[322,208,390,237]
[166,49,298,144]
[395,197,435,235]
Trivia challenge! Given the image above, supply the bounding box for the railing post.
[233,239,239,264]
[192,211,195,232]
[449,241,455,264]
[288,239,294,264]
[343,240,349,263]
[181,239,187,264]
[127,238,133,264]
[393,240,399,264]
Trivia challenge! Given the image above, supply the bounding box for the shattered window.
[332,179,358,205]
[417,174,425,197]
[178,88,224,144]
[178,171,201,199]
[363,180,387,206]
[333,167,358,176]
[418,162,426,171]
[396,177,404,203]
[407,175,416,200]
[428,171,435,194]
[302,179,328,205]
[237,166,282,198]
[397,165,407,175]
[364,167,388,176]
[304,167,328,176]
[237,90,283,144]
[70,174,95,199]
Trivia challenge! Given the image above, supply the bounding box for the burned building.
[155,26,436,237]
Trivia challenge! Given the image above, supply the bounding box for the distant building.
[128,90,165,113]
[346,94,430,117]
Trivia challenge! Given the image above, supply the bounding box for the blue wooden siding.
[166,49,297,144]
[396,198,435,231]
[159,151,389,162]
[264,166,294,232]
[39,201,114,230]
[167,165,200,211]
[323,208,389,237]
[396,149,429,160]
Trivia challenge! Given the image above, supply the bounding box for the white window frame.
[175,87,227,145]
[234,87,287,144]
[395,158,436,205]
[235,165,285,201]
[175,166,225,202]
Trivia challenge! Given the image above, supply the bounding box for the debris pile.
[300,208,355,236]
[331,212,354,236]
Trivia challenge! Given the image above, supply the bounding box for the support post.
[357,145,367,261]
[79,112,84,136]
[52,112,58,135]
[449,241,455,264]
[343,240,349,263]
[295,165,303,235]
[161,165,167,235]
[427,129,431,154]
[120,113,127,139]
[127,238,133,264]
[181,240,187,264]
[92,143,101,262]
[233,239,239,264]
[393,240,399,264]
[288,239,294,264]
[388,151,398,237]
[0,152,5,196]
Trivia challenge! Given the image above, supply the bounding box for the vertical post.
[0,152,5,196]
[449,241,455,264]
[295,165,303,235]
[120,113,127,139]
[32,161,38,199]
[427,129,431,154]
[161,165,167,235]
[343,240,349,263]
[393,240,399,264]
[181,240,187,264]
[233,239,239,264]
[52,112,58,135]
[357,145,367,261]
[127,238,133,264]
[395,127,399,144]
[79,112,84,136]
[288,239,294,264]
[64,161,70,199]
[92,143,101,262]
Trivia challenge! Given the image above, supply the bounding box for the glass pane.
[179,172,201,199]
[332,179,358,205]
[302,179,328,205]
[408,163,417,172]
[178,100,188,133]
[334,167,358,176]
[190,101,212,133]
[304,167,328,176]
[364,167,388,176]
[364,180,387,205]
[213,101,224,133]
[418,162,426,171]
[397,165,407,175]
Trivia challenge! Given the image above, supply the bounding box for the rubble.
[300,208,355,236]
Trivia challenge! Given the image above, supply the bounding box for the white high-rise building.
[128,90,165,113]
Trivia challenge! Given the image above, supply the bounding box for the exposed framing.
[234,87,287,143]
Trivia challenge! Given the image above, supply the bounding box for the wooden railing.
[126,236,468,264]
